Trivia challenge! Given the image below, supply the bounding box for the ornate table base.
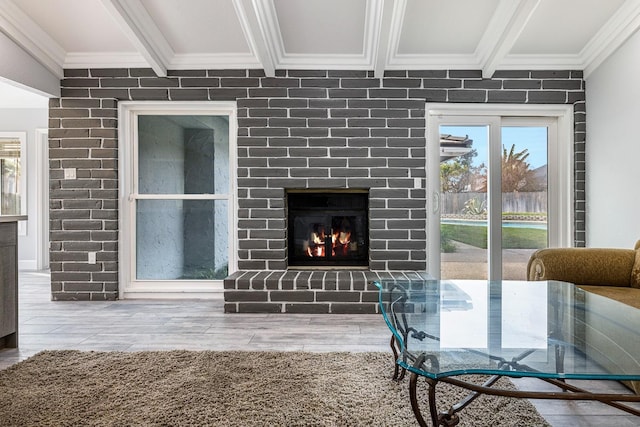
[396,349,640,427]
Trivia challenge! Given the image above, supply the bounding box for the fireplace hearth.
[287,191,369,268]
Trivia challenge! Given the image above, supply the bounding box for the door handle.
[432,191,440,214]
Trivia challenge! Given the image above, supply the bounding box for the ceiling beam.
[0,0,64,78]
[582,0,640,79]
[99,0,171,77]
[232,0,276,77]
[477,0,540,79]
[379,0,409,76]
[372,0,398,79]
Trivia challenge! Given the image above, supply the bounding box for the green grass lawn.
[441,224,547,250]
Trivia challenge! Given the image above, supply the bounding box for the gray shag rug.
[0,350,550,426]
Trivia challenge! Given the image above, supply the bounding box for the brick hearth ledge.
[224,270,430,314]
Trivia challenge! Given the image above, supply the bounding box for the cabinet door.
[0,223,17,339]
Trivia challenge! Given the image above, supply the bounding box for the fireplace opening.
[287,191,369,268]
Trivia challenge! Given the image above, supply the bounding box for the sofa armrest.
[527,248,636,287]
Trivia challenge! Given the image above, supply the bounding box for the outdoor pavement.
[441,242,535,280]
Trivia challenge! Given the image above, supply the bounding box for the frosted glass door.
[135,115,231,281]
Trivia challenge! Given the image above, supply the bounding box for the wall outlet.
[88,252,97,264]
[414,178,422,188]
[64,168,76,180]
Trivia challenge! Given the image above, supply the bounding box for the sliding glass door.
[427,105,573,281]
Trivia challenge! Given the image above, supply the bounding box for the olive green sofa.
[527,240,640,393]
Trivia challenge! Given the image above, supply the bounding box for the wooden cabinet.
[0,221,18,349]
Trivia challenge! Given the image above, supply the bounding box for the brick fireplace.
[225,183,432,313]
[223,122,431,314]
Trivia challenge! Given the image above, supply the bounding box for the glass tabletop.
[375,279,640,381]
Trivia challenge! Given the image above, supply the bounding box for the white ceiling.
[1,0,640,85]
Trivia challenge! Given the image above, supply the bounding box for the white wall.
[585,30,640,248]
[0,108,49,268]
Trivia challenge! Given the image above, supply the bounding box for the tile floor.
[1,271,639,426]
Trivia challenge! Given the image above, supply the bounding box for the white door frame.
[118,101,238,299]
[36,128,49,270]
[426,103,574,279]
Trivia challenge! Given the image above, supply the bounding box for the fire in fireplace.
[287,191,368,268]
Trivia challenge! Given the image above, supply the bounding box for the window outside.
[0,136,25,216]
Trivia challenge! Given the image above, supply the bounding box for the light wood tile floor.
[1,271,639,426]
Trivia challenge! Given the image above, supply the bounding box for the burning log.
[306,224,326,257]
[304,217,357,258]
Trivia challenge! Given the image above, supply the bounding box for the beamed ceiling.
[1,0,640,80]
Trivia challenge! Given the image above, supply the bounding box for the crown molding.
[170,53,263,69]
[99,0,172,77]
[0,0,64,78]
[65,52,264,71]
[581,0,640,79]
[496,53,584,71]
[64,52,150,69]
[386,53,481,70]
[271,53,372,69]
[65,49,589,75]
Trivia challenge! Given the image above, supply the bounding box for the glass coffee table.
[375,279,640,426]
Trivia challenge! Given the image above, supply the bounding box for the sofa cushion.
[527,248,636,287]
[633,241,640,288]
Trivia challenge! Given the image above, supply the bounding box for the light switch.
[64,168,76,180]
[88,252,96,264]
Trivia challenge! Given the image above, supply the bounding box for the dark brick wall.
[49,68,585,301]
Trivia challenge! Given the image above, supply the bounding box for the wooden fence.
[441,192,547,215]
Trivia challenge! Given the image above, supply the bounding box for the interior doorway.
[36,128,49,270]
[0,80,50,272]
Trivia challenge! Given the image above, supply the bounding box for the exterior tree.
[474,144,544,192]
[440,149,479,192]
[501,144,540,192]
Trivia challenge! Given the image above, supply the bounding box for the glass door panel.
[501,126,549,280]
[439,125,489,279]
